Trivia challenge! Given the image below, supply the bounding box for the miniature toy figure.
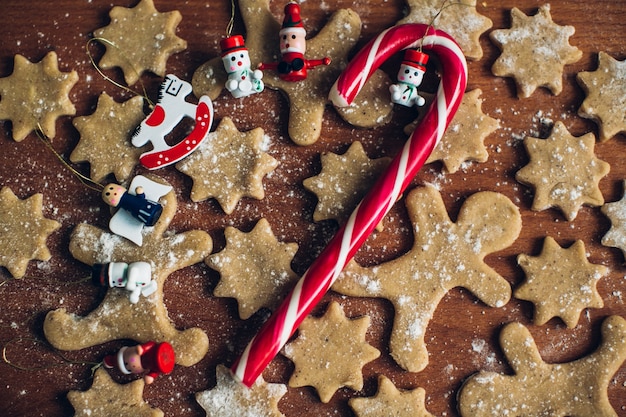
[221,35,264,98]
[92,261,157,304]
[131,74,214,170]
[103,341,175,384]
[389,49,429,107]
[259,2,330,82]
[102,183,163,227]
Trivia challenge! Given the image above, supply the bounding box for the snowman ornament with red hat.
[103,341,175,384]
[389,49,429,107]
[220,34,264,98]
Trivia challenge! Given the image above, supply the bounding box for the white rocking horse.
[132,74,214,170]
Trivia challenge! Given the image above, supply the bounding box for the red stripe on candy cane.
[231,23,467,387]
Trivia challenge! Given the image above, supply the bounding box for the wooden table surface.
[0,0,624,416]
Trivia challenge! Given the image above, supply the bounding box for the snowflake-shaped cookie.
[349,375,435,417]
[426,88,500,173]
[0,52,78,141]
[303,141,391,228]
[490,4,582,98]
[515,121,610,221]
[333,185,521,373]
[0,187,60,278]
[68,368,163,417]
[176,117,278,214]
[577,52,626,142]
[94,0,187,85]
[283,301,380,403]
[207,218,299,320]
[195,364,287,417]
[71,93,147,182]
[398,0,493,60]
[601,180,626,259]
[516,236,607,328]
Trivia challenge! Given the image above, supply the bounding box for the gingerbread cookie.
[44,177,212,367]
[71,93,147,183]
[516,237,607,328]
[283,301,380,403]
[0,187,60,278]
[458,315,626,417]
[333,185,521,373]
[195,364,287,417]
[602,180,626,260]
[0,52,78,141]
[303,141,391,229]
[398,0,492,61]
[349,375,434,417]
[93,0,187,85]
[577,52,626,142]
[68,368,163,417]
[207,218,299,320]
[176,117,278,214]
[490,4,582,98]
[515,121,610,221]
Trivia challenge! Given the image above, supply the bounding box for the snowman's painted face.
[222,49,251,73]
[397,64,425,87]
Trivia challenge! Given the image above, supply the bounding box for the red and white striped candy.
[232,23,467,387]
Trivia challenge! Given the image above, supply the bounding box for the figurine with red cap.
[389,49,429,107]
[259,2,330,82]
[221,35,264,98]
[103,341,175,384]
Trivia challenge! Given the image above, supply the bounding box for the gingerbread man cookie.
[602,180,626,260]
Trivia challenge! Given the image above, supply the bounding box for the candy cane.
[231,23,467,387]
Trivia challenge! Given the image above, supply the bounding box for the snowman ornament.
[221,35,264,98]
[389,49,429,107]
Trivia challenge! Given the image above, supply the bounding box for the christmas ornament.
[221,35,264,98]
[389,49,429,107]
[103,341,175,384]
[92,261,157,304]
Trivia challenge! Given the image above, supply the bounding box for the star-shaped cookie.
[68,368,163,417]
[577,52,626,141]
[425,88,500,173]
[0,52,78,141]
[71,93,147,182]
[349,375,434,417]
[283,301,380,403]
[0,187,60,278]
[207,218,299,320]
[176,117,278,214]
[333,185,521,373]
[94,0,187,85]
[195,364,287,417]
[303,141,391,229]
[516,237,607,328]
[490,4,582,98]
[601,180,626,260]
[515,121,610,221]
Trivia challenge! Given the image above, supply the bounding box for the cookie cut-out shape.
[283,301,380,403]
[516,237,607,328]
[0,52,78,141]
[349,375,435,417]
[195,364,287,417]
[303,141,391,229]
[490,4,582,98]
[0,187,60,278]
[425,88,500,173]
[68,368,163,417]
[602,180,626,259]
[333,185,521,373]
[515,121,610,221]
[71,93,146,183]
[44,177,211,367]
[94,0,187,86]
[176,117,278,214]
[207,218,299,320]
[577,52,626,142]
[458,315,626,417]
[192,0,365,145]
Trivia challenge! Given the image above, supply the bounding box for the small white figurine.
[389,49,429,107]
[92,261,157,304]
[220,35,264,98]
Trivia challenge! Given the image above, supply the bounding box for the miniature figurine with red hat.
[103,341,175,384]
[389,49,429,107]
[221,35,264,98]
[259,2,330,82]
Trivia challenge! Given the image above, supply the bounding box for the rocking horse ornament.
[132,74,214,170]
